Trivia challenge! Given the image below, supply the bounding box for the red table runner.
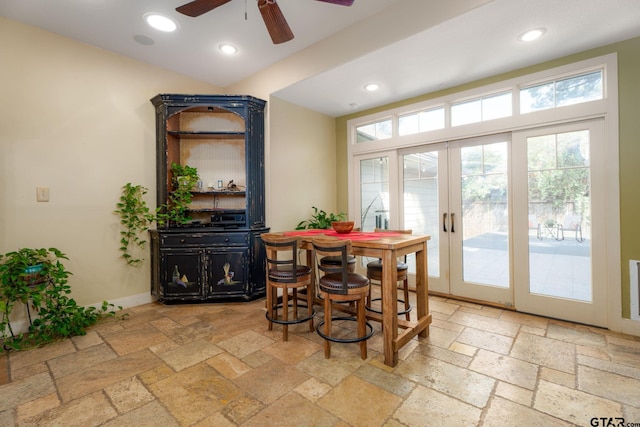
[283,230,401,241]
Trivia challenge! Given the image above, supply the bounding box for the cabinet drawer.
[162,233,248,247]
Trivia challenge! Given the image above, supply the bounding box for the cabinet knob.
[180,239,185,243]
[224,238,229,242]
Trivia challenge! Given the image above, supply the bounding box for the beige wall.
[266,97,337,231]
[335,36,640,319]
[0,17,222,306]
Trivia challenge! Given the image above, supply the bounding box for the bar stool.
[312,237,374,359]
[366,228,412,321]
[262,233,315,341]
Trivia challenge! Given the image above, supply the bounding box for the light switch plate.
[37,187,49,202]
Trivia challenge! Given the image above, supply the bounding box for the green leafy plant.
[0,248,125,352]
[296,206,347,229]
[114,183,158,266]
[157,163,200,226]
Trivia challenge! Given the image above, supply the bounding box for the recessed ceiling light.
[364,83,380,92]
[219,44,238,55]
[144,13,178,32]
[518,28,546,42]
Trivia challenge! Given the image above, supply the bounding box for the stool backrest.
[312,237,352,295]
[261,233,302,284]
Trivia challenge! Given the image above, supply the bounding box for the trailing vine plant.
[114,183,157,266]
[0,248,124,352]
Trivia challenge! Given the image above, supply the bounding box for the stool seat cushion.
[268,265,311,282]
[366,259,408,271]
[319,272,369,293]
[321,255,356,266]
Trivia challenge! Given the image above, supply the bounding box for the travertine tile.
[318,375,402,426]
[456,327,513,355]
[448,310,520,337]
[15,392,60,421]
[484,396,572,426]
[47,343,118,378]
[101,400,179,427]
[470,349,538,390]
[9,339,76,371]
[148,363,242,425]
[397,352,494,408]
[539,366,576,388]
[207,352,252,379]
[294,377,333,402]
[547,323,607,347]
[19,390,117,426]
[2,297,639,427]
[216,330,274,359]
[56,349,162,402]
[245,392,337,427]
[232,358,310,404]
[261,334,322,365]
[0,372,55,412]
[534,379,622,425]
[511,332,575,374]
[393,384,482,426]
[495,381,533,406]
[157,338,222,371]
[578,365,640,406]
[71,331,104,349]
[104,376,155,414]
[354,363,416,397]
[101,323,172,356]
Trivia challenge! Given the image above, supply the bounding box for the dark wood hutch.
[149,94,268,303]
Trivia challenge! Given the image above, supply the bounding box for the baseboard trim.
[621,317,640,337]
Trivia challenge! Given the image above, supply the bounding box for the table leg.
[382,248,398,366]
[416,241,429,338]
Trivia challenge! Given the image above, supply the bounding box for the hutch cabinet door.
[160,249,205,299]
[205,247,249,297]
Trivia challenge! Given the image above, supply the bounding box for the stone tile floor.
[1,294,640,426]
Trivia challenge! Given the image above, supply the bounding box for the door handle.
[451,213,455,233]
[443,213,447,232]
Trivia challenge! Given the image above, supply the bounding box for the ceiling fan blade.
[315,0,355,6]
[258,0,294,44]
[176,0,232,17]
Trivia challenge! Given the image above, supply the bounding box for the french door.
[355,120,606,326]
[400,134,513,307]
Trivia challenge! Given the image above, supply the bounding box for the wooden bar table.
[282,230,431,367]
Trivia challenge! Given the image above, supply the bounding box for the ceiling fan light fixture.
[219,43,238,55]
[144,13,178,32]
[518,27,546,42]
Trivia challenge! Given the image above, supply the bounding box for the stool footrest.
[316,316,374,343]
[266,303,315,325]
[366,297,412,316]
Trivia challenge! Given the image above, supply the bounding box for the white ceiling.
[2,0,640,117]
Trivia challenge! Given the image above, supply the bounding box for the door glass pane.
[460,142,509,287]
[360,157,389,231]
[403,152,440,277]
[527,130,591,301]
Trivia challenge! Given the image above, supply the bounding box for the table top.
[281,229,430,251]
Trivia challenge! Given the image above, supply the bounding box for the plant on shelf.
[114,183,158,266]
[296,206,347,230]
[158,162,200,226]
[0,248,124,352]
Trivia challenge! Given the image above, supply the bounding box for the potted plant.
[296,206,347,230]
[0,248,123,351]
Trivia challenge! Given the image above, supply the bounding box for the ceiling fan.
[176,0,355,44]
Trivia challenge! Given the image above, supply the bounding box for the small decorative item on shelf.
[332,221,355,234]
